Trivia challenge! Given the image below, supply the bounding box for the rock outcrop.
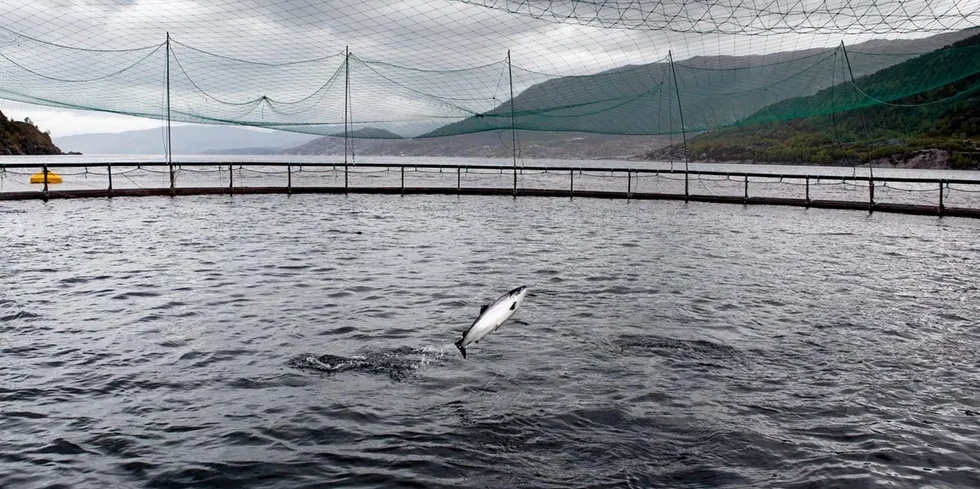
[0,111,63,155]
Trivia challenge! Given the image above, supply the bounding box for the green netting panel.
[0,1,978,140]
[425,58,676,137]
[742,39,980,126]
[346,55,528,138]
[670,48,902,130]
[168,40,346,133]
[0,29,165,119]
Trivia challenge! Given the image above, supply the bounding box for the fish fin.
[454,339,466,359]
[510,301,517,310]
[480,304,488,314]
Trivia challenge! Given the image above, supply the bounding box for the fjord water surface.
[2,195,979,488]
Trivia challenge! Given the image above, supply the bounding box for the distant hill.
[646,30,980,169]
[0,111,63,155]
[329,128,404,139]
[286,29,977,160]
[55,125,318,155]
[420,29,978,139]
[285,130,668,160]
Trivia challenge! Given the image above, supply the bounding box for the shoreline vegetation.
[644,134,980,170]
[645,32,980,170]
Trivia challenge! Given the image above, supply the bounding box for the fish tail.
[454,339,466,359]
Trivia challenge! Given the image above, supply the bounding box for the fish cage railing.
[2,161,980,218]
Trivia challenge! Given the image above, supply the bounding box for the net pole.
[669,51,689,200]
[165,32,175,195]
[841,41,875,200]
[939,180,945,215]
[508,50,517,196]
[666,68,673,172]
[344,46,350,191]
[805,176,810,206]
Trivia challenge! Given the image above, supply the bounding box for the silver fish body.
[454,286,528,359]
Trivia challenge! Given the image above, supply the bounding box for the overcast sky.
[1,0,977,137]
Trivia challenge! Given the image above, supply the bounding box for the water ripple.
[1,194,979,488]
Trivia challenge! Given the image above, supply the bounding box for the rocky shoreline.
[0,110,64,155]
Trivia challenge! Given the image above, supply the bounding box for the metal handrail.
[1,161,978,185]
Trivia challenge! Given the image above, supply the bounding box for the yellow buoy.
[30,170,63,185]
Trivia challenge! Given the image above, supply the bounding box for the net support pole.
[570,169,574,198]
[668,51,689,201]
[627,170,632,197]
[457,166,461,193]
[401,166,405,193]
[744,174,749,203]
[344,46,350,192]
[42,164,49,199]
[841,41,874,183]
[508,50,518,197]
[107,164,113,194]
[939,180,945,215]
[166,32,174,197]
[287,164,292,195]
[868,176,875,212]
[805,176,810,206]
[229,164,234,195]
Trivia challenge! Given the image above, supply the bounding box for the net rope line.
[879,181,949,192]
[351,57,488,115]
[0,25,163,53]
[169,38,345,68]
[0,43,165,84]
[2,27,976,128]
[451,0,980,35]
[170,45,349,111]
[0,17,974,65]
[846,73,980,108]
[948,183,980,192]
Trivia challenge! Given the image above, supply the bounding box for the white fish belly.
[462,303,517,346]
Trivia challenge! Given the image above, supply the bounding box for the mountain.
[55,124,318,155]
[285,29,978,159]
[329,128,404,139]
[285,131,669,160]
[645,30,980,169]
[0,111,63,155]
[419,29,979,139]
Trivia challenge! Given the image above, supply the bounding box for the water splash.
[289,344,457,381]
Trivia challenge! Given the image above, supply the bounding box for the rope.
[121,172,143,189]
[948,184,980,193]
[239,167,290,175]
[879,182,946,192]
[178,166,225,173]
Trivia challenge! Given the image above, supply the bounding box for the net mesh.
[0,1,978,142]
